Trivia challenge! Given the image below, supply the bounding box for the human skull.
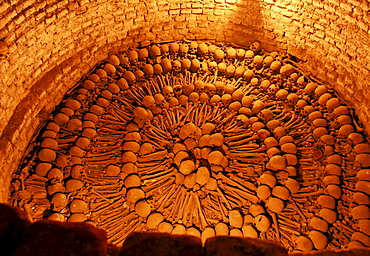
[48,168,64,182]
[205,83,216,97]
[161,44,170,57]
[197,43,208,57]
[128,50,139,65]
[245,50,255,64]
[250,41,261,52]
[172,60,181,73]
[221,94,232,107]
[297,76,308,88]
[199,93,209,103]
[138,48,149,61]
[199,61,208,73]
[162,86,174,101]
[288,73,299,83]
[189,41,198,54]
[189,92,200,104]
[143,63,154,77]
[296,99,307,110]
[226,64,236,78]
[250,55,264,70]
[214,49,225,63]
[183,83,195,95]
[149,45,161,59]
[119,54,130,68]
[236,49,246,60]
[208,44,218,54]
[51,193,68,211]
[258,109,274,122]
[260,80,271,91]
[263,56,274,68]
[218,63,227,74]
[286,93,299,107]
[169,42,180,55]
[236,114,250,128]
[168,97,179,107]
[268,84,279,96]
[280,64,295,77]
[181,58,191,71]
[210,95,221,105]
[108,54,120,66]
[179,44,189,57]
[208,61,218,73]
[123,71,136,84]
[0,41,9,59]
[214,81,225,95]
[173,84,183,97]
[303,105,315,116]
[226,48,237,62]
[235,66,245,79]
[270,61,282,75]
[194,80,206,94]
[191,58,200,72]
[133,107,150,127]
[153,63,163,75]
[178,95,189,106]
[161,58,172,73]
[154,93,167,108]
[250,77,259,87]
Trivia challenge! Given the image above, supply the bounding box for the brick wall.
[0,0,369,202]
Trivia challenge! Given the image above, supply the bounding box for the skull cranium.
[205,83,216,97]
[173,84,183,97]
[162,86,174,101]
[194,80,206,94]
[250,41,261,52]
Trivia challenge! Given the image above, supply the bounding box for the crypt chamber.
[1,0,370,253]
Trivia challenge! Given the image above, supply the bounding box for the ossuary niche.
[7,39,370,252]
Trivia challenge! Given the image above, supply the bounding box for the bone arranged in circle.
[10,40,370,251]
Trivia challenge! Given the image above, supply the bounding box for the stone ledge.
[120,232,202,256]
[1,203,370,256]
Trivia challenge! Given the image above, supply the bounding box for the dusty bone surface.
[9,40,370,251]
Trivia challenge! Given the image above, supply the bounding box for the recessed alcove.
[0,0,370,253]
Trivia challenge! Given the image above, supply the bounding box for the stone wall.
[0,0,369,202]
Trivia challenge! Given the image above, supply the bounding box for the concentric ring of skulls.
[10,40,370,251]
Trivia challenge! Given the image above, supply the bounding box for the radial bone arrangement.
[10,40,370,252]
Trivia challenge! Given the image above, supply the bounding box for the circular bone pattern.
[10,40,370,251]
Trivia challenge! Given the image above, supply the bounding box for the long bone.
[111,220,143,246]
[219,180,259,204]
[174,190,192,222]
[194,193,209,229]
[105,211,137,237]
[167,187,186,222]
[143,176,175,196]
[216,186,232,210]
[90,197,125,216]
[138,149,168,162]
[156,184,178,212]
[227,136,260,148]
[223,188,247,206]
[141,169,175,187]
[182,191,195,226]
